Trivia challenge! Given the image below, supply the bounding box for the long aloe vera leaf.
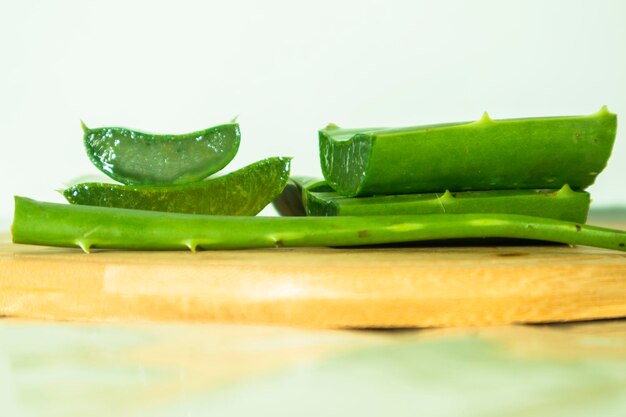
[12,197,626,253]
[285,177,590,223]
[63,157,291,216]
[319,107,617,197]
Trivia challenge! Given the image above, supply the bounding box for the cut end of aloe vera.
[83,122,241,186]
[319,128,373,197]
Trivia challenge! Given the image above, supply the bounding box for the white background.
[1,0,624,229]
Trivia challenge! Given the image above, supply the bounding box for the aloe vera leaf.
[12,197,626,253]
[271,177,331,217]
[319,107,617,197]
[284,177,590,223]
[82,121,240,185]
[271,181,307,217]
[63,157,291,216]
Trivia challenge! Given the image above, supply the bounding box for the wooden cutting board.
[2,230,625,328]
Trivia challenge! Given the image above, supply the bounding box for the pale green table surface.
[1,319,625,417]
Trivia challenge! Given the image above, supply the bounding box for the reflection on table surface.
[1,319,625,417]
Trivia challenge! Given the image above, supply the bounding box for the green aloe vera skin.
[319,107,617,197]
[12,197,626,253]
[63,157,291,216]
[287,177,590,223]
[82,122,240,185]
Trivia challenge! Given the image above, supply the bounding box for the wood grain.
[2,232,625,327]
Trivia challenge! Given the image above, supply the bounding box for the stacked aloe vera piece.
[279,107,617,224]
[62,122,291,216]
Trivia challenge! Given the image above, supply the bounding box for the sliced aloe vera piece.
[319,107,617,197]
[63,157,291,216]
[82,122,240,185]
[284,177,591,223]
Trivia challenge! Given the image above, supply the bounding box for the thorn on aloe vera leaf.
[266,235,284,248]
[557,184,575,196]
[230,115,239,123]
[435,191,454,213]
[80,119,89,133]
[325,123,340,130]
[479,112,493,124]
[184,241,198,253]
[76,240,91,253]
[441,190,455,200]
[598,105,610,115]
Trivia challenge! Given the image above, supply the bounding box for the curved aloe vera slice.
[283,177,590,223]
[319,107,617,197]
[63,157,291,216]
[82,122,240,185]
[12,197,626,253]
